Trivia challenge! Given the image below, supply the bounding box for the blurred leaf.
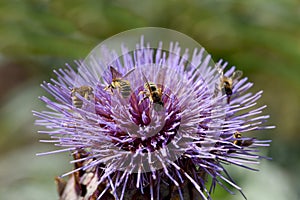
[0,80,43,151]
[0,0,96,58]
[0,145,71,200]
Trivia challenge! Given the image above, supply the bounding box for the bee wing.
[215,63,224,75]
[243,139,254,147]
[231,70,243,80]
[141,72,152,92]
[71,88,76,96]
[110,66,123,79]
[122,67,135,78]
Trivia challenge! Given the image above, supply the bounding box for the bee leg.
[226,95,231,104]
[109,88,114,95]
[138,96,149,105]
[71,89,77,97]
[84,93,89,100]
[103,86,109,92]
[138,90,146,96]
[104,86,113,94]
[138,90,147,104]
[164,92,171,99]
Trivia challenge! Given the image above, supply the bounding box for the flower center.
[124,85,181,152]
[95,81,182,153]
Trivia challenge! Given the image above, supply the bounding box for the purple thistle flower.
[34,28,274,200]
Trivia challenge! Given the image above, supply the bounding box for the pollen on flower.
[34,28,274,200]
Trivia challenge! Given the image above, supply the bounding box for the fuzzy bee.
[138,72,170,108]
[104,66,135,98]
[233,131,254,147]
[219,70,243,104]
[71,86,94,108]
[227,131,254,154]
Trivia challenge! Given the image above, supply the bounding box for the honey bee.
[233,131,254,147]
[220,70,243,104]
[138,72,169,107]
[227,131,254,154]
[104,66,135,98]
[71,86,94,108]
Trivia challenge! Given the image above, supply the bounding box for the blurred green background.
[0,0,299,199]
